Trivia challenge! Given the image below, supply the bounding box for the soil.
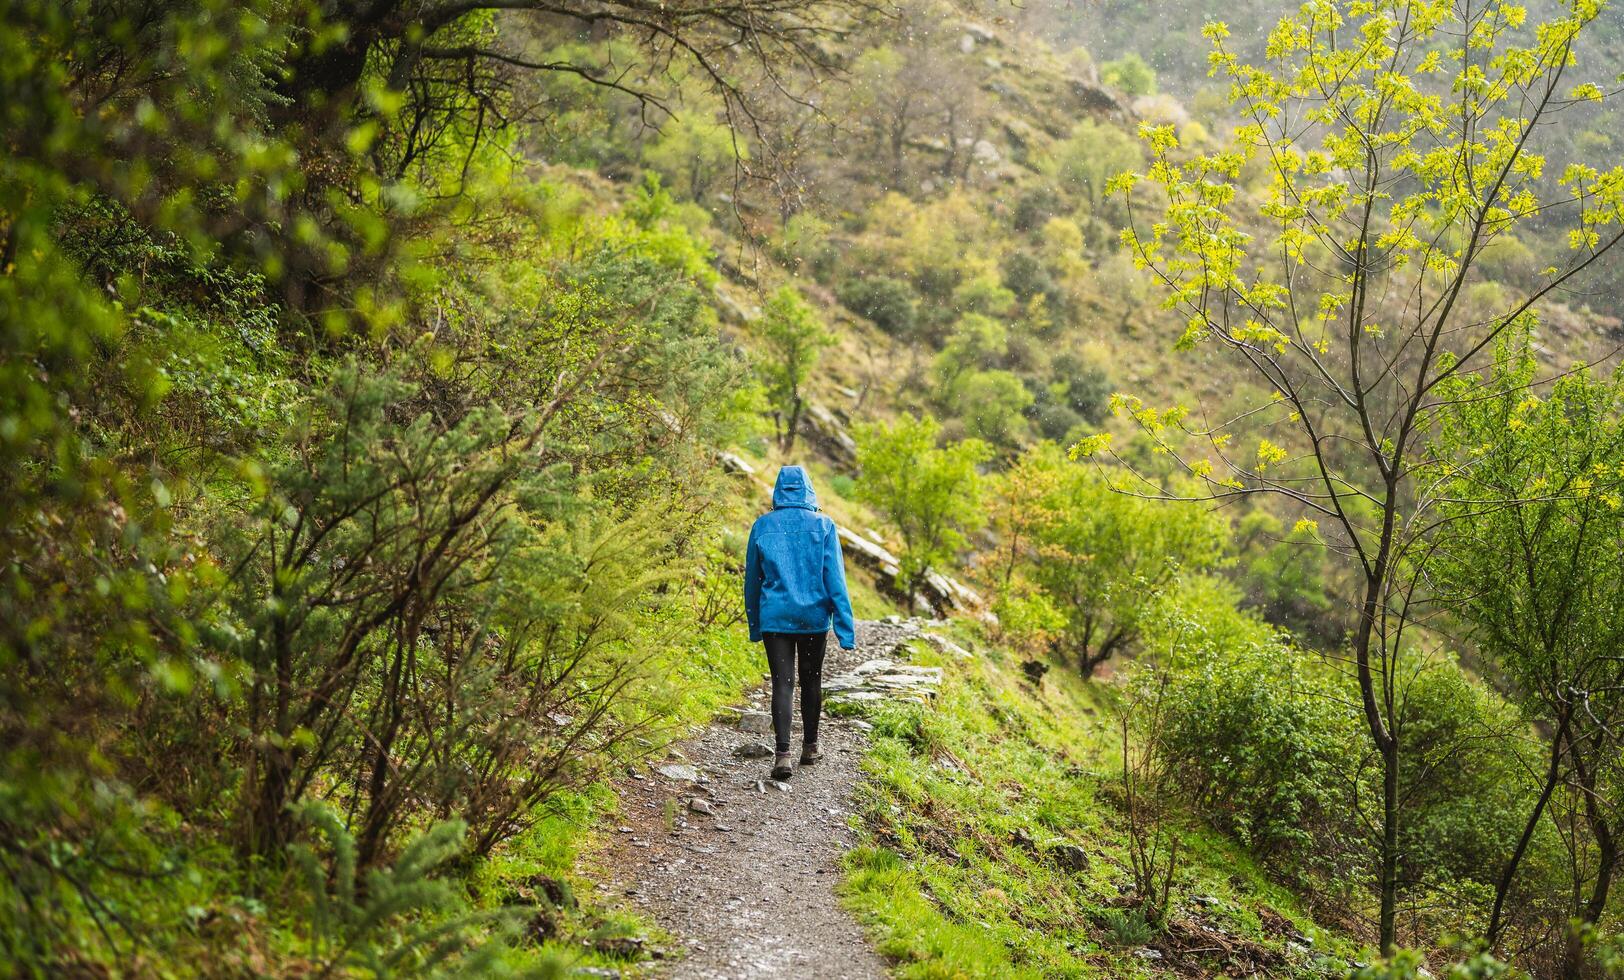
[594,619,929,979]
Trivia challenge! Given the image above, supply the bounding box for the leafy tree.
[982,450,1066,654]
[1233,509,1339,644]
[1029,353,1112,442]
[854,414,991,600]
[1047,119,1144,224]
[845,25,985,185]
[1037,450,1225,675]
[755,285,833,452]
[1430,341,1624,967]
[943,370,1034,447]
[838,274,919,339]
[0,0,781,965]
[1101,52,1156,95]
[270,0,862,187]
[641,111,745,201]
[1090,0,1624,949]
[933,314,1009,391]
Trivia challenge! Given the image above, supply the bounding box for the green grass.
[838,629,1358,978]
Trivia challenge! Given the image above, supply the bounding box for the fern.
[1098,907,1155,947]
[289,803,544,978]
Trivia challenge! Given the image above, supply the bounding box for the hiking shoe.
[771,752,794,781]
[800,742,823,765]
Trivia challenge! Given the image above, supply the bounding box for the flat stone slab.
[824,659,944,707]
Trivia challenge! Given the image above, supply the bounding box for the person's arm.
[824,521,857,650]
[744,520,763,643]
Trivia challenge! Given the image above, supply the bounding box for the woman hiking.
[743,465,857,782]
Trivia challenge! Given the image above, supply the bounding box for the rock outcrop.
[835,527,984,618]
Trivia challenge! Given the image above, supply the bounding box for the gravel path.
[596,619,931,979]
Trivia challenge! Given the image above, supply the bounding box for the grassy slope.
[838,623,1360,978]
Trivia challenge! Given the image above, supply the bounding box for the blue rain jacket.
[744,466,857,650]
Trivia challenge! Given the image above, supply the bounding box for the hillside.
[7,0,1624,978]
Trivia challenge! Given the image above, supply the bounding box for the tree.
[1101,52,1156,95]
[1233,508,1340,645]
[950,370,1035,447]
[1429,341,1624,970]
[1087,0,1624,950]
[838,274,919,339]
[274,0,867,169]
[853,414,990,600]
[930,314,1035,446]
[844,18,984,188]
[642,111,746,201]
[1014,445,1225,675]
[1047,119,1144,225]
[982,448,1066,654]
[755,285,833,452]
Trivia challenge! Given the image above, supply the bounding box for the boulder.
[961,21,998,44]
[1065,76,1132,118]
[717,451,756,476]
[802,403,858,462]
[713,285,761,324]
[1046,842,1091,872]
[920,632,974,660]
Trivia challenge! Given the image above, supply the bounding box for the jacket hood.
[772,465,818,510]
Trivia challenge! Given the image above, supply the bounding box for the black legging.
[762,632,827,753]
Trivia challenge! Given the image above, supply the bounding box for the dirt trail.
[595,619,934,979]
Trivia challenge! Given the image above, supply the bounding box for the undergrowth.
[839,630,1357,979]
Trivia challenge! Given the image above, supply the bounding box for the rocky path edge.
[588,618,949,979]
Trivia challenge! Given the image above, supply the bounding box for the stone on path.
[824,652,946,710]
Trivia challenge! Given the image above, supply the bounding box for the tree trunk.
[1563,734,1619,979]
[1489,707,1570,947]
[783,396,802,454]
[1352,545,1400,955]
[1078,629,1127,678]
[1379,735,1400,955]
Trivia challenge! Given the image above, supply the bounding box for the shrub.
[1101,52,1156,95]
[1098,907,1155,946]
[837,275,919,338]
[1155,631,1357,863]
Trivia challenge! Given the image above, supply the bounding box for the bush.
[1098,907,1155,946]
[837,274,919,338]
[1000,251,1066,314]
[1013,185,1066,232]
[1155,630,1357,863]
[1101,52,1156,95]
